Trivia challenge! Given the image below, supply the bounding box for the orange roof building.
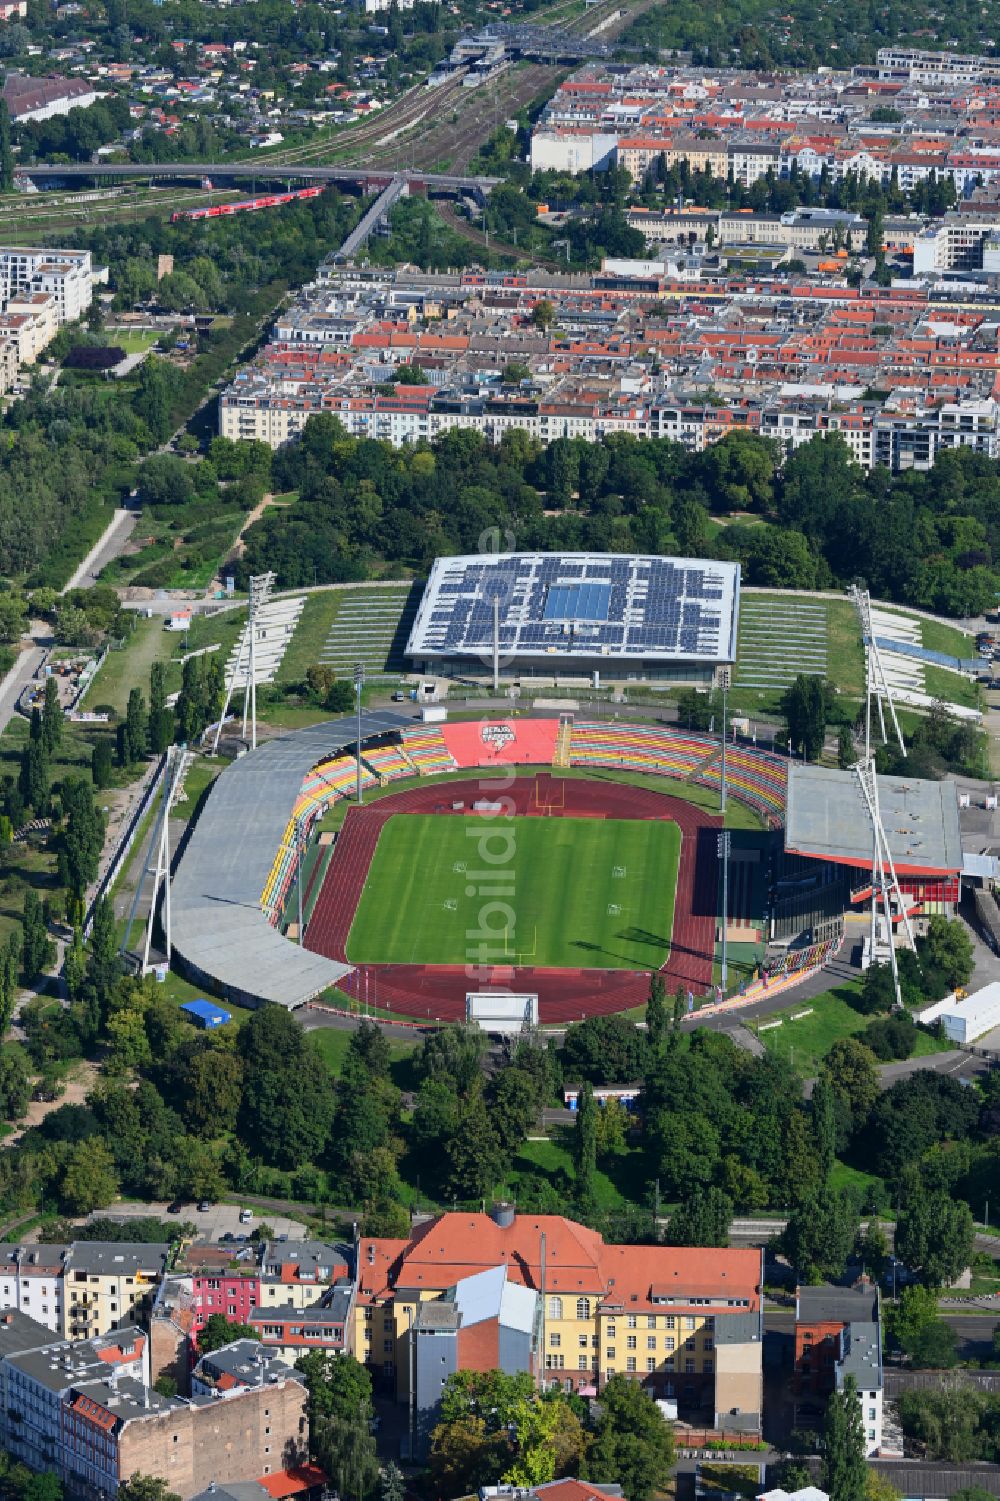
[354,1208,763,1434]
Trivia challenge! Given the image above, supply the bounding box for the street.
[0,634,48,739]
[61,507,137,593]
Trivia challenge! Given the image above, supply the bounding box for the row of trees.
[239,419,1000,620]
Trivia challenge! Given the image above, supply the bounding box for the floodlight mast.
[212,572,275,755]
[139,745,188,973]
[848,584,905,757]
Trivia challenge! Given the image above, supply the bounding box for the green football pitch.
[346,814,681,970]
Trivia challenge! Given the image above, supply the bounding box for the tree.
[121,687,147,767]
[41,675,62,755]
[896,1187,975,1287]
[820,1038,880,1128]
[148,660,173,755]
[858,961,896,1015]
[380,1464,405,1501]
[58,776,103,900]
[916,916,974,992]
[198,1313,261,1353]
[811,1076,837,1182]
[594,1096,628,1159]
[783,674,828,760]
[21,888,54,981]
[781,1188,859,1282]
[561,1014,646,1083]
[445,1085,507,1200]
[666,1186,732,1247]
[855,1221,888,1281]
[416,1024,487,1094]
[0,99,14,195]
[84,896,121,1026]
[490,1067,539,1154]
[60,1138,119,1214]
[586,1372,674,1501]
[838,724,856,770]
[646,973,666,1053]
[822,1375,867,1501]
[91,739,113,790]
[532,299,555,332]
[117,1479,181,1501]
[573,1080,597,1197]
[905,1319,958,1370]
[296,1353,378,1501]
[19,734,48,816]
[0,1048,30,1119]
[238,1006,335,1170]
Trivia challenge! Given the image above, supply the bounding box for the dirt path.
[205,491,291,598]
[7,1060,99,1148]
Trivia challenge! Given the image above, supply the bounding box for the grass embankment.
[757,982,945,1074]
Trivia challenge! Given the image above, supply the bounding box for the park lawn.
[500,1134,647,1214]
[828,1158,885,1202]
[759,983,946,1074]
[308,1026,418,1091]
[86,617,178,716]
[347,813,680,970]
[826,599,867,699]
[104,328,162,356]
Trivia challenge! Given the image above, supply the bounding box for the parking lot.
[82,1201,309,1242]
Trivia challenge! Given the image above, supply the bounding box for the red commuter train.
[171,186,325,223]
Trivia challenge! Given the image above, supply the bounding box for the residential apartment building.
[0,1242,169,1343]
[793,1283,884,1456]
[150,1241,352,1388]
[0,247,96,323]
[355,1208,763,1431]
[0,1310,308,1501]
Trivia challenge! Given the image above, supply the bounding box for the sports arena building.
[773,763,963,940]
[406,552,740,684]
[168,710,967,1017]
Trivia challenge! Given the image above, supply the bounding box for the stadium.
[168,553,965,1024]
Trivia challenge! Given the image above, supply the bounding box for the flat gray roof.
[785,764,962,874]
[171,711,412,1009]
[797,1284,879,1324]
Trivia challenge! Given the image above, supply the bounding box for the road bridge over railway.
[18,162,500,196]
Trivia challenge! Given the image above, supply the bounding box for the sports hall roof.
[784,764,963,876]
[170,711,411,1009]
[407,553,740,664]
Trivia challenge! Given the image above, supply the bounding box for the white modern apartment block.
[0,247,95,324]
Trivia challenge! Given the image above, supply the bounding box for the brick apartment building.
[0,1308,308,1499]
[793,1283,884,1455]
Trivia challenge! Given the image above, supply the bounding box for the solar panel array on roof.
[408,553,740,664]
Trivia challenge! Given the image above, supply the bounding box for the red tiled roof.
[257,1465,327,1498]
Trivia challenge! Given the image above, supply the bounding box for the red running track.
[304,773,719,1024]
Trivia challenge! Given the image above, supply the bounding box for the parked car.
[198,1200,212,1213]
[167,1200,184,1214]
[239,1208,253,1223]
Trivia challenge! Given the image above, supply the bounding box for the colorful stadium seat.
[401,726,457,776]
[362,743,412,783]
[261,720,789,923]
